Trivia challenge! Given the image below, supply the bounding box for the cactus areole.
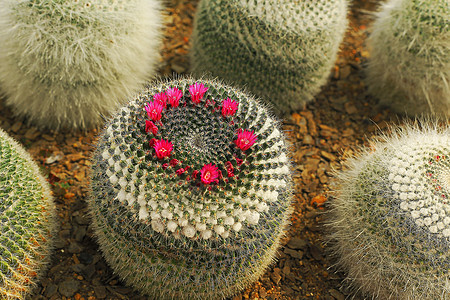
[89,78,293,299]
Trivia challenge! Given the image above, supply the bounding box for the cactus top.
[386,129,450,239]
[94,77,292,243]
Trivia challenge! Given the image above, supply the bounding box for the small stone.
[286,237,307,250]
[321,151,337,161]
[344,102,358,114]
[68,241,84,254]
[303,134,314,145]
[58,279,80,298]
[45,283,58,298]
[24,127,40,140]
[78,252,93,265]
[284,248,303,259]
[74,226,87,242]
[10,121,22,133]
[329,289,345,300]
[270,268,282,285]
[94,286,107,299]
[45,152,64,164]
[66,153,84,162]
[339,65,351,79]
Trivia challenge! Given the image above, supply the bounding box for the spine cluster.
[366,0,450,117]
[89,77,293,299]
[190,0,348,115]
[327,122,450,299]
[0,128,56,299]
[0,0,162,130]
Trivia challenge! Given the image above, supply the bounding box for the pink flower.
[221,98,238,117]
[235,130,257,151]
[166,87,183,107]
[145,101,164,121]
[153,92,167,108]
[153,139,173,159]
[200,163,219,184]
[189,82,208,104]
[145,120,158,135]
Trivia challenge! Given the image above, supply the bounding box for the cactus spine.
[327,122,450,299]
[366,0,450,117]
[0,0,163,130]
[190,0,348,115]
[88,77,293,299]
[0,128,56,299]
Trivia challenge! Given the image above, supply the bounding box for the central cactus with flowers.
[88,77,293,299]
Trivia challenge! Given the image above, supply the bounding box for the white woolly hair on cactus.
[326,120,450,299]
[190,0,349,115]
[365,0,450,117]
[88,76,294,299]
[0,128,57,299]
[0,0,163,130]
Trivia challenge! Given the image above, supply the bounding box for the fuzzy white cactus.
[190,0,348,115]
[327,121,450,299]
[0,0,162,130]
[366,0,450,117]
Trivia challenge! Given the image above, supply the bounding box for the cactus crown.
[327,122,450,299]
[89,77,293,299]
[0,128,56,299]
[97,77,292,241]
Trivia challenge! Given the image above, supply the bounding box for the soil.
[0,0,410,299]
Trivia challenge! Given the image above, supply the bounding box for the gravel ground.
[0,0,417,299]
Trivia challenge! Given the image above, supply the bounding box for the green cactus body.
[0,128,56,299]
[366,0,450,117]
[190,0,348,115]
[0,0,162,130]
[88,77,293,299]
[327,123,450,299]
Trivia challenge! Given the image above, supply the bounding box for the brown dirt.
[0,0,411,299]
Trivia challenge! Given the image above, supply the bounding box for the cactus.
[88,77,293,299]
[0,0,163,130]
[326,122,450,299]
[366,0,450,117]
[0,128,56,299]
[190,0,348,115]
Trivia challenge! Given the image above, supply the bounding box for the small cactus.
[190,0,348,115]
[366,0,450,117]
[0,128,56,299]
[0,0,163,130]
[88,77,293,299]
[327,121,450,299]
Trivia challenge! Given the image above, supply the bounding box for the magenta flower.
[153,139,173,159]
[153,92,167,108]
[189,82,208,104]
[221,98,238,117]
[235,130,258,151]
[166,87,183,107]
[145,101,164,122]
[145,120,158,135]
[200,163,219,184]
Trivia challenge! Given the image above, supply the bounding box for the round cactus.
[88,77,293,299]
[327,122,450,299]
[189,0,348,115]
[366,0,450,117]
[0,0,163,130]
[0,128,56,299]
